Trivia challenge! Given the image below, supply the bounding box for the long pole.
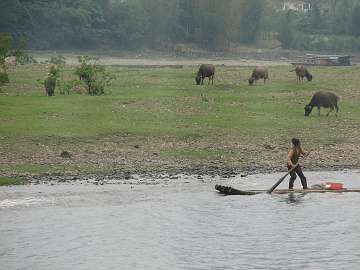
[267,163,299,194]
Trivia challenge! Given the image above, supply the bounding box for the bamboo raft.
[215,185,360,196]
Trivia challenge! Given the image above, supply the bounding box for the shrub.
[58,79,84,95]
[0,32,12,68]
[0,71,9,88]
[12,36,37,65]
[14,52,37,65]
[74,56,114,96]
[0,33,11,87]
[49,55,66,66]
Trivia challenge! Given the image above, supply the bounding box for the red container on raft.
[325,182,343,190]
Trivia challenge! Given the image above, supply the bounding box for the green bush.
[58,79,84,95]
[15,52,37,65]
[0,177,25,186]
[74,56,113,96]
[12,37,37,65]
[0,71,9,88]
[49,55,66,66]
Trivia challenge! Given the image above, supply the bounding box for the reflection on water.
[0,170,360,270]
[283,193,307,204]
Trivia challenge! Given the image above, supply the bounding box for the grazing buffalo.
[248,66,269,85]
[291,65,313,82]
[195,64,215,85]
[304,91,339,117]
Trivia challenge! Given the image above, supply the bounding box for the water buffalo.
[248,66,269,85]
[195,64,215,85]
[291,65,313,82]
[304,91,339,117]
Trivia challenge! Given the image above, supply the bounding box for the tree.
[309,3,323,33]
[330,0,353,35]
[278,11,295,49]
[350,3,360,37]
[195,11,227,50]
[239,0,265,44]
[177,0,196,42]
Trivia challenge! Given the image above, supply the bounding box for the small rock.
[60,151,71,159]
[264,144,275,150]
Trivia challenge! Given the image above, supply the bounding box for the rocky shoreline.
[17,163,358,186]
[3,136,359,186]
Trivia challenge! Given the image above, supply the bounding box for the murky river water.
[1,170,360,270]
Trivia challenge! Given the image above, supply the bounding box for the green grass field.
[0,176,25,186]
[1,63,360,177]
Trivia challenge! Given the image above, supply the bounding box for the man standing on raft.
[287,138,308,190]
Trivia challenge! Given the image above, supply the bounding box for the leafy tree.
[278,11,296,49]
[2,0,360,53]
[106,1,150,50]
[330,0,353,35]
[350,3,360,37]
[309,3,324,33]
[177,0,196,42]
[239,0,265,44]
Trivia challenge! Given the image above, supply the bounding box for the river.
[1,170,360,270]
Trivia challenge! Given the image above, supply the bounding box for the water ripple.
[0,170,359,270]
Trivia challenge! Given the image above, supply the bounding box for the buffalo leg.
[335,103,339,115]
[317,106,321,116]
[327,105,334,117]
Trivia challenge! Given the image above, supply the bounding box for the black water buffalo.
[195,64,215,85]
[291,65,313,82]
[304,91,339,117]
[248,66,269,85]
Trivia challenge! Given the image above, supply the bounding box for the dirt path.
[37,56,292,67]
